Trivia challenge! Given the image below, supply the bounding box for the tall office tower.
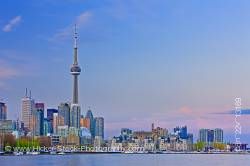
[53,113,59,134]
[47,108,58,133]
[199,128,214,143]
[94,117,104,140]
[199,129,208,142]
[214,128,223,143]
[86,109,95,138]
[207,129,214,143]
[70,25,81,128]
[43,118,49,136]
[53,112,64,134]
[58,102,70,126]
[70,106,80,128]
[32,103,44,136]
[0,102,7,120]
[21,89,35,130]
[80,116,90,129]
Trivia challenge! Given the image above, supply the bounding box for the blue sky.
[1,0,250,142]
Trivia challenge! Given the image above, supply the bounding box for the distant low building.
[0,120,13,133]
[133,131,152,141]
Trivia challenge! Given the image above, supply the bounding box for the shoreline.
[1,151,249,156]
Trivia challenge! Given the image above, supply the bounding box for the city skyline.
[1,0,250,143]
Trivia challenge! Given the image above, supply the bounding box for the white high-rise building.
[21,89,35,130]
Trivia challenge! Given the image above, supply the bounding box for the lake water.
[1,154,250,166]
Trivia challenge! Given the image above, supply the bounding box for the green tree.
[194,141,205,151]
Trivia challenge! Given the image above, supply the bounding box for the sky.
[0,0,250,143]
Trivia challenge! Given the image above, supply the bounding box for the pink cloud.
[0,60,22,88]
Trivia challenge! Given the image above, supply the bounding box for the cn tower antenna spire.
[74,24,78,49]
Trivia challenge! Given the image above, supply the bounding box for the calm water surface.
[1,154,250,166]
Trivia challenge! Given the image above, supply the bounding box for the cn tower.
[70,25,81,104]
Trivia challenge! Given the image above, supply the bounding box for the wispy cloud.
[50,11,92,41]
[0,60,21,89]
[2,16,22,32]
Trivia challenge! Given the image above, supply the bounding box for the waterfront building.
[159,138,169,151]
[144,138,155,151]
[58,125,69,144]
[47,108,58,133]
[58,102,70,126]
[79,127,92,145]
[187,133,194,151]
[51,135,60,146]
[32,103,44,136]
[58,125,69,138]
[94,136,102,148]
[214,128,223,143]
[80,116,91,129]
[199,128,223,144]
[174,126,188,139]
[67,127,80,146]
[86,109,95,138]
[0,102,7,120]
[21,89,35,130]
[133,131,152,141]
[0,120,13,133]
[110,138,123,152]
[152,125,168,141]
[43,118,49,136]
[94,117,104,140]
[120,128,132,142]
[199,129,209,143]
[70,104,81,128]
[53,113,64,134]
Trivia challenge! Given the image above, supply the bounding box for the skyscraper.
[199,128,222,144]
[53,113,59,134]
[43,118,49,136]
[214,128,223,143]
[0,102,7,120]
[70,25,81,129]
[70,106,81,128]
[86,109,95,138]
[21,89,35,130]
[80,115,90,129]
[53,113,64,134]
[33,103,44,136]
[47,108,58,133]
[58,102,70,126]
[94,117,104,140]
[199,129,208,143]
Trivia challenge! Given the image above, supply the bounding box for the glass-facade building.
[94,117,104,140]
[86,109,95,138]
[0,102,7,120]
[58,102,70,126]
